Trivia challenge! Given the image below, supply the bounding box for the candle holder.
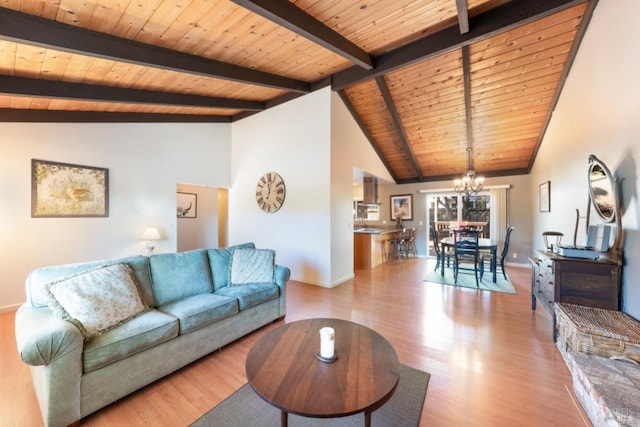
[315,350,339,362]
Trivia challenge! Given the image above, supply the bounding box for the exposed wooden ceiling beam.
[375,76,423,181]
[395,167,530,184]
[0,76,265,111]
[232,77,331,121]
[332,0,586,90]
[0,109,231,123]
[231,0,374,70]
[456,0,470,34]
[0,7,310,93]
[462,45,474,171]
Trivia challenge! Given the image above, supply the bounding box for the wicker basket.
[555,303,640,363]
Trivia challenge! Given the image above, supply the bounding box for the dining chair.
[429,225,452,271]
[481,226,515,281]
[429,225,442,271]
[453,228,481,287]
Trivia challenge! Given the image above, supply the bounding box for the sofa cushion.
[149,249,214,306]
[26,255,153,308]
[44,263,149,340]
[159,293,238,335]
[229,248,275,286]
[83,309,179,373]
[207,242,255,290]
[215,283,279,310]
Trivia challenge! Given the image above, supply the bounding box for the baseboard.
[0,303,21,313]
[504,261,530,269]
[564,383,593,427]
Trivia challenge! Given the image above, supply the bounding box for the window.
[428,193,491,256]
[353,201,379,221]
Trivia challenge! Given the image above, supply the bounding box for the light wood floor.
[1,259,588,426]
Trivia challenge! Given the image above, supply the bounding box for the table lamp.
[142,227,162,255]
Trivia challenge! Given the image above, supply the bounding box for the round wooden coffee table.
[246,318,400,427]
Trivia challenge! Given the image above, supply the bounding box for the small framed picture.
[177,192,197,218]
[539,181,550,212]
[390,194,413,221]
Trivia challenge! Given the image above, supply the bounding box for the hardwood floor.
[1,259,588,426]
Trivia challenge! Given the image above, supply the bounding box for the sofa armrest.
[274,265,290,317]
[274,264,290,287]
[15,304,84,426]
[15,304,83,366]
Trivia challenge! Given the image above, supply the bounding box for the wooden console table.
[530,249,621,339]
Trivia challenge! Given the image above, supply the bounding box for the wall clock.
[256,172,286,213]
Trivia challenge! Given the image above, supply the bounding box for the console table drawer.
[530,250,621,340]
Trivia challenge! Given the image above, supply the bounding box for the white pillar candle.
[319,327,335,359]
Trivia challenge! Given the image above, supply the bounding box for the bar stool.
[403,227,417,258]
[388,228,406,261]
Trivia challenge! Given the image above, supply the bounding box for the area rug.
[424,260,516,294]
[190,364,429,427]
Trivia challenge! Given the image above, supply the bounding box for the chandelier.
[454,147,484,198]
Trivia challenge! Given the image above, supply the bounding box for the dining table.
[440,236,498,283]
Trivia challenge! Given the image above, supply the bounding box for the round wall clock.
[256,172,286,213]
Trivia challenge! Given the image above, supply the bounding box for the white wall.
[530,0,640,317]
[330,92,394,285]
[230,89,332,286]
[0,123,230,310]
[230,88,392,287]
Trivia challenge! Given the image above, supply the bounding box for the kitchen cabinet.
[354,229,399,269]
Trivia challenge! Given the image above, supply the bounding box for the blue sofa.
[14,243,290,427]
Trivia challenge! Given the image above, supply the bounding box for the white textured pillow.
[230,248,275,286]
[44,263,148,339]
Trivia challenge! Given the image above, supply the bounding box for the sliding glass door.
[427,193,491,257]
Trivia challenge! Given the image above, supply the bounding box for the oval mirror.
[587,155,616,223]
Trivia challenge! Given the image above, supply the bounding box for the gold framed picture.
[31,159,109,218]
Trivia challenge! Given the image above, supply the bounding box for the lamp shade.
[141,227,162,241]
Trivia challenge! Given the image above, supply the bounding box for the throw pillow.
[44,263,148,340]
[229,248,275,286]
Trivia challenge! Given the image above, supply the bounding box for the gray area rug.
[424,260,516,294]
[190,364,429,427]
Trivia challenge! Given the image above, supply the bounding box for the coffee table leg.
[281,410,288,427]
[364,410,371,427]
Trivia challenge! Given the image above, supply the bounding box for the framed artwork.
[539,181,550,212]
[390,194,413,221]
[31,159,109,218]
[177,192,197,218]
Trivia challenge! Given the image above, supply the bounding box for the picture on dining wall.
[539,181,550,212]
[31,159,109,218]
[177,192,197,218]
[390,194,413,221]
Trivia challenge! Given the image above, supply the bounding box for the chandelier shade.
[454,170,484,198]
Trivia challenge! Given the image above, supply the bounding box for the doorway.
[176,183,228,251]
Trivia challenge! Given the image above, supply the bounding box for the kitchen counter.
[354,227,401,268]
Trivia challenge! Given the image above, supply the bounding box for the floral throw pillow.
[229,248,275,286]
[44,263,148,340]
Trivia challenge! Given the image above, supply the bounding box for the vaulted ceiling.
[0,0,596,183]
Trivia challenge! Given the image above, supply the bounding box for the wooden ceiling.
[0,0,596,183]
